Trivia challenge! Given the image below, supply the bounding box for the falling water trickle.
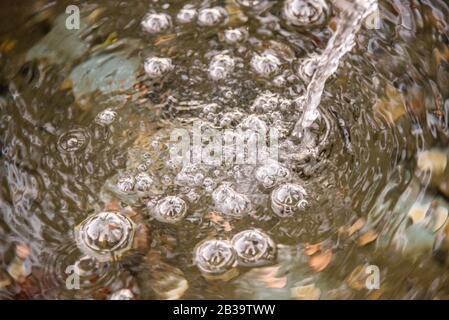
[292,0,378,139]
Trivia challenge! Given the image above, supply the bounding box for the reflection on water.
[1,0,449,299]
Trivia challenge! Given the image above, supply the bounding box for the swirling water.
[0,0,449,300]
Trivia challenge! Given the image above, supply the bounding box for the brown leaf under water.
[304,242,322,256]
[251,266,287,289]
[373,83,406,124]
[290,284,321,300]
[308,250,332,273]
[347,218,366,236]
[207,212,233,232]
[357,230,378,246]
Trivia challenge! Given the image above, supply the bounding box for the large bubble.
[231,229,276,267]
[75,212,136,262]
[194,239,236,276]
[271,183,308,217]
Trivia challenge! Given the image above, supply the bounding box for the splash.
[292,0,378,139]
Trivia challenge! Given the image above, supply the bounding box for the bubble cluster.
[282,0,330,27]
[95,109,117,126]
[176,164,205,186]
[231,229,276,267]
[271,183,308,217]
[255,161,290,189]
[212,184,252,217]
[250,91,292,113]
[150,196,188,223]
[134,172,154,192]
[75,212,136,262]
[251,53,282,78]
[197,7,228,27]
[238,114,268,133]
[208,54,235,81]
[141,12,172,34]
[58,129,89,153]
[117,174,135,194]
[144,57,174,79]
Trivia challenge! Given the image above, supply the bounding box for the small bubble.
[177,6,197,24]
[271,183,308,217]
[224,28,248,44]
[137,163,148,172]
[141,12,172,34]
[255,161,290,189]
[144,57,174,79]
[58,129,89,153]
[212,184,252,217]
[203,177,216,192]
[297,55,320,82]
[95,109,117,125]
[238,114,268,133]
[231,229,276,266]
[117,174,135,193]
[186,190,200,203]
[109,289,134,300]
[161,175,172,185]
[176,164,204,186]
[208,54,235,81]
[282,0,330,27]
[251,53,282,78]
[134,172,154,192]
[151,196,188,223]
[197,7,227,27]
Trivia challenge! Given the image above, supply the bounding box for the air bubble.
[208,54,235,81]
[297,55,320,82]
[250,91,292,114]
[251,53,282,78]
[75,212,136,262]
[134,172,154,192]
[282,0,330,27]
[176,164,205,186]
[95,109,117,126]
[231,229,276,267]
[255,161,290,189]
[109,289,134,300]
[194,239,236,277]
[58,129,89,153]
[197,7,227,27]
[271,183,308,217]
[117,174,135,193]
[151,196,188,223]
[141,13,172,34]
[238,114,268,133]
[224,28,248,44]
[144,57,174,79]
[177,6,197,24]
[212,184,252,217]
